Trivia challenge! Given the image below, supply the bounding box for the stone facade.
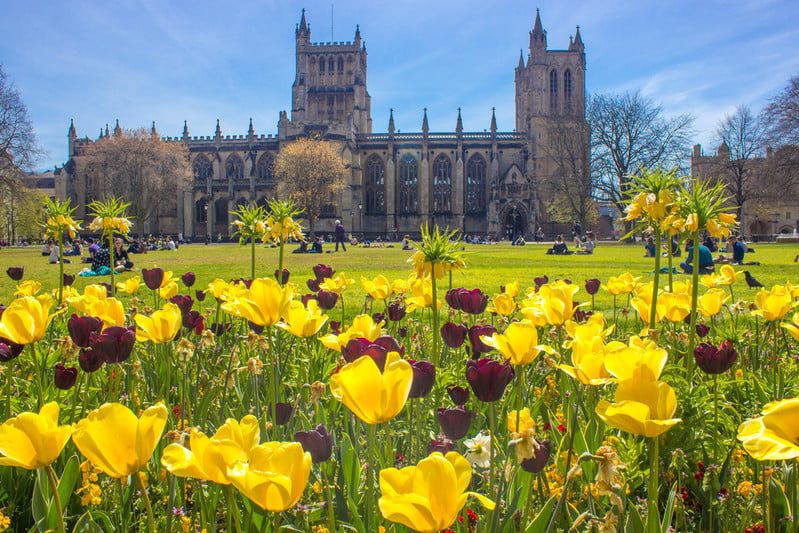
[63,8,588,240]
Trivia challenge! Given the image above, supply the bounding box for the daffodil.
[277,300,328,338]
[226,442,311,511]
[752,285,794,322]
[319,313,384,352]
[0,295,57,345]
[116,277,142,295]
[697,288,729,317]
[738,398,799,461]
[480,320,546,366]
[0,402,73,469]
[361,275,392,300]
[134,303,182,343]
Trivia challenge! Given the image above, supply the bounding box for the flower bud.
[142,267,165,290]
[465,358,514,402]
[6,266,23,281]
[316,290,339,310]
[387,301,406,322]
[436,407,475,440]
[181,271,196,287]
[441,322,467,348]
[408,360,436,398]
[274,268,290,285]
[272,402,294,426]
[584,278,600,295]
[294,424,333,463]
[54,363,78,390]
[195,289,206,302]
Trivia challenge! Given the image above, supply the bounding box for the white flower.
[463,432,491,469]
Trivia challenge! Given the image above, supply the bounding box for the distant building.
[63,8,589,240]
[21,169,63,201]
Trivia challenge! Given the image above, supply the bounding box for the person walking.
[334,220,347,252]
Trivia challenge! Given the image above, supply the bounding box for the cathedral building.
[63,8,587,240]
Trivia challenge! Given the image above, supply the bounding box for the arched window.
[549,70,558,114]
[214,198,229,224]
[328,57,335,73]
[564,69,572,113]
[365,155,385,215]
[337,56,344,72]
[195,198,207,223]
[193,155,212,182]
[257,154,273,182]
[465,154,487,214]
[319,57,325,75]
[398,154,418,215]
[225,154,244,181]
[432,155,452,213]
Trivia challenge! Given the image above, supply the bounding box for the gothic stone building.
[63,9,587,240]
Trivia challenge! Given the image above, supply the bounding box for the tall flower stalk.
[43,198,81,305]
[231,202,268,279]
[87,197,133,295]
[265,198,304,282]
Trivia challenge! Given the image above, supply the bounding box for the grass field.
[3,241,798,313]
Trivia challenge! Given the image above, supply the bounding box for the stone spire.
[68,119,77,158]
[104,124,110,138]
[456,107,463,134]
[422,108,429,135]
[68,118,76,138]
[517,49,525,70]
[355,24,361,45]
[388,108,395,136]
[296,8,309,39]
[215,119,221,138]
[248,117,255,137]
[182,120,189,140]
[530,8,547,52]
[113,119,121,137]
[490,107,497,134]
[299,8,308,32]
[570,25,584,52]
[150,121,157,137]
[98,128,103,139]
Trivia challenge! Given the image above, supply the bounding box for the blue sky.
[3,0,798,171]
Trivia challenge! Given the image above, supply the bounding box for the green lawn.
[2,242,798,312]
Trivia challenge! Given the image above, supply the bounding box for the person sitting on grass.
[644,237,656,257]
[576,232,595,255]
[680,239,715,274]
[546,235,572,255]
[732,235,747,264]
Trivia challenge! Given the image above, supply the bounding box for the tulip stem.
[713,374,719,464]
[647,437,660,532]
[408,398,414,463]
[431,265,440,367]
[225,485,243,533]
[323,468,336,533]
[57,232,64,305]
[649,228,662,330]
[365,422,377,531]
[666,233,674,292]
[134,472,155,533]
[687,229,700,373]
[4,360,12,419]
[44,465,65,533]
[108,233,116,296]
[251,237,256,280]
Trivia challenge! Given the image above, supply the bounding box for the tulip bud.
[0,340,24,362]
[313,263,334,281]
[520,439,552,473]
[274,268,290,285]
[272,402,294,426]
[427,437,455,455]
[170,295,193,316]
[183,311,205,335]
[294,424,333,463]
[67,314,103,349]
[142,267,165,290]
[468,325,496,354]
[79,349,104,373]
[316,290,339,310]
[54,363,78,390]
[696,323,710,338]
[195,289,206,302]
[447,386,470,406]
[441,322,467,348]
[408,360,436,398]
[398,326,408,338]
[307,278,321,292]
[534,276,549,292]
[694,340,737,374]
[584,278,600,295]
[445,288,463,310]
[465,358,514,402]
[6,266,23,281]
[63,273,75,286]
[181,271,196,287]
[372,312,386,325]
[436,407,475,440]
[458,289,488,315]
[387,301,406,322]
[93,326,136,364]
[373,335,403,355]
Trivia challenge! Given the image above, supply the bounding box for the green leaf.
[57,456,80,514]
[769,478,791,526]
[73,510,116,532]
[625,504,645,533]
[661,483,677,533]
[525,494,557,533]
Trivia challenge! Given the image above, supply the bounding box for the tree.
[762,74,799,146]
[81,128,190,234]
[588,91,694,218]
[0,174,47,242]
[0,65,39,177]
[273,137,348,236]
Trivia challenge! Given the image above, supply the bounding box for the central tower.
[291,9,372,133]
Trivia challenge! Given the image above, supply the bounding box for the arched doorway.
[502,205,527,241]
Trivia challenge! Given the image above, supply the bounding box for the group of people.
[643,233,753,275]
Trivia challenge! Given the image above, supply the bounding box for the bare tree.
[81,128,191,234]
[762,75,799,146]
[588,91,694,217]
[0,65,40,181]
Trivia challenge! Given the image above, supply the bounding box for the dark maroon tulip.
[210,323,232,337]
[534,276,549,292]
[183,311,205,335]
[6,266,23,281]
[387,301,406,322]
[0,340,24,362]
[584,278,601,295]
[181,271,196,287]
[373,335,403,355]
[248,322,264,335]
[468,325,496,354]
[397,326,408,338]
[306,278,321,292]
[301,293,315,306]
[316,290,339,310]
[372,312,386,325]
[235,278,253,289]
[67,314,103,349]
[696,323,710,338]
[142,267,165,290]
[78,349,103,373]
[408,360,436,398]
[447,386,470,406]
[458,289,488,315]
[63,273,75,287]
[295,424,333,463]
[329,321,341,335]
[93,326,136,364]
[195,289,207,302]
[342,337,372,361]
[445,288,463,310]
[313,264,334,281]
[272,402,294,426]
[54,364,78,390]
[170,295,193,316]
[274,268,290,285]
[572,309,593,323]
[100,283,112,297]
[441,322,467,348]
[466,358,515,402]
[437,407,475,440]
[694,339,737,374]
[427,437,455,455]
[520,439,552,474]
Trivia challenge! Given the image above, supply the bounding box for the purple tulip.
[54,364,78,390]
[468,325,496,354]
[441,322,467,348]
[408,360,436,398]
[195,289,207,302]
[67,314,103,349]
[584,278,601,295]
[447,386,470,406]
[210,323,232,337]
[316,290,339,310]
[329,321,341,335]
[78,349,103,373]
[696,323,710,338]
[372,312,386,325]
[0,340,24,362]
[181,271,196,287]
[306,278,321,292]
[694,339,737,374]
[142,267,165,290]
[465,358,515,402]
[248,322,264,335]
[312,264,334,281]
[63,273,75,287]
[572,309,593,323]
[342,338,388,371]
[427,437,455,455]
[183,311,205,335]
[445,289,463,310]
[373,335,403,355]
[397,326,408,338]
[170,295,193,316]
[520,439,552,473]
[235,278,253,289]
[272,402,294,426]
[301,293,315,306]
[93,326,136,364]
[294,424,333,463]
[458,289,488,315]
[534,275,549,292]
[6,266,23,281]
[274,268,290,285]
[437,407,475,440]
[387,301,406,322]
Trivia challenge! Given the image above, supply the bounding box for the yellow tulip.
[0,295,56,345]
[206,279,233,300]
[405,275,440,313]
[658,291,691,322]
[603,273,639,296]
[84,284,109,301]
[391,278,410,294]
[519,295,549,327]
[14,280,41,297]
[503,281,520,298]
[481,320,544,366]
[73,402,168,478]
[85,297,126,329]
[361,275,393,300]
[603,336,668,381]
[558,314,614,385]
[329,352,412,424]
[319,273,354,294]
[715,265,740,286]
[738,398,799,461]
[595,366,681,437]
[134,302,182,343]
[157,280,179,300]
[782,312,799,341]
[116,277,142,295]
[697,288,729,318]
[0,402,73,469]
[379,451,495,533]
[161,415,260,485]
[222,278,292,327]
[630,285,662,323]
[752,285,795,322]
[277,300,328,338]
[489,293,516,316]
[536,280,579,325]
[319,313,384,352]
[226,442,311,512]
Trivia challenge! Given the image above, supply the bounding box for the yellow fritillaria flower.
[73,402,168,478]
[0,402,73,469]
[14,280,41,297]
[221,278,293,327]
[752,285,795,322]
[277,300,328,338]
[116,277,142,295]
[697,288,729,318]
[378,451,494,533]
[134,303,182,344]
[738,398,799,461]
[161,415,260,485]
[481,320,545,366]
[319,314,384,352]
[361,275,393,300]
[329,352,412,425]
[226,442,311,512]
[0,295,57,345]
[319,273,355,294]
